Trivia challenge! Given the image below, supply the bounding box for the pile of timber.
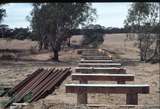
[65,49,150,105]
[2,67,71,108]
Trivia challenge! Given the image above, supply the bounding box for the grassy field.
[0,34,159,109]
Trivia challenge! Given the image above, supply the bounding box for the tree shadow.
[119,58,141,67]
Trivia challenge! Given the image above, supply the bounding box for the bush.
[81,24,105,48]
[82,33,104,48]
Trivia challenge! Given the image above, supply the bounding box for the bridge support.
[77,79,88,104]
[126,93,138,105]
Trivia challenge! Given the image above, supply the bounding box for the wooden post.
[77,79,88,104]
[117,80,125,84]
[126,93,138,105]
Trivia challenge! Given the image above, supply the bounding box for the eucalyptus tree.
[124,2,159,62]
[30,3,96,61]
[0,4,6,23]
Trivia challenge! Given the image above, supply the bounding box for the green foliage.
[124,3,160,62]
[81,24,105,48]
[124,3,159,32]
[0,4,6,23]
[30,3,97,61]
[12,28,31,40]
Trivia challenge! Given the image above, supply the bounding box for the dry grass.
[0,34,159,109]
[0,38,37,50]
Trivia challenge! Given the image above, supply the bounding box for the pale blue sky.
[1,3,131,29]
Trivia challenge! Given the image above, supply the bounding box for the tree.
[12,27,31,40]
[30,3,96,61]
[0,4,6,23]
[0,4,6,38]
[124,2,160,63]
[81,24,105,48]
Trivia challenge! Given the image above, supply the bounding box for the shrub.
[81,24,105,48]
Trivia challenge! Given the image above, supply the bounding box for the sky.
[1,3,132,29]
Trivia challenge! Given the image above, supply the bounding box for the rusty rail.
[8,68,44,96]
[4,67,72,108]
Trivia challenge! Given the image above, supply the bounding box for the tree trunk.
[53,50,59,61]
[137,19,145,61]
[44,42,49,50]
[147,38,159,62]
[67,37,71,47]
[139,39,144,61]
[38,41,43,51]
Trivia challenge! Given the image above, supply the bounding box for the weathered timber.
[72,73,134,84]
[77,49,100,53]
[80,59,116,63]
[78,63,121,67]
[81,52,108,56]
[66,84,149,94]
[126,93,138,105]
[75,67,126,74]
[65,84,149,105]
[81,56,111,60]
[77,78,88,104]
[82,53,107,56]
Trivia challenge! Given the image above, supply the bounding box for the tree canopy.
[0,4,6,23]
[30,3,96,61]
[124,3,160,63]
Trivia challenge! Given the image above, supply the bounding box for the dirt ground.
[0,34,159,109]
